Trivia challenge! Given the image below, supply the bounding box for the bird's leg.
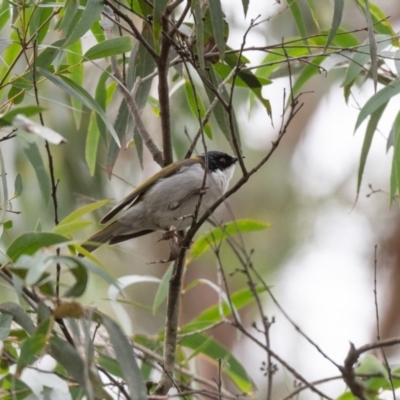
[157,214,192,242]
[157,226,177,242]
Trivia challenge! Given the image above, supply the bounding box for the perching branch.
[153,249,187,395]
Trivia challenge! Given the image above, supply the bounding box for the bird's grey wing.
[100,161,195,224]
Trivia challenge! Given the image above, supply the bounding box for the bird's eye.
[219,157,226,163]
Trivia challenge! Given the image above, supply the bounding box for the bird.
[81,151,238,253]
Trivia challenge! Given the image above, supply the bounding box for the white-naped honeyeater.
[82,151,238,253]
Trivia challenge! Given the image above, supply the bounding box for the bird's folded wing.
[100,159,198,224]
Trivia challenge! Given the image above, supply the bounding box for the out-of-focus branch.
[157,15,173,166]
[340,338,400,400]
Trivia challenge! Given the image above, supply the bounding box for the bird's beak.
[233,155,245,163]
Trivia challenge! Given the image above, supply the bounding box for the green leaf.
[325,0,344,50]
[66,39,84,127]
[0,313,13,340]
[357,1,399,47]
[106,105,127,176]
[129,26,156,163]
[342,43,370,93]
[62,0,104,48]
[363,0,378,91]
[53,220,92,236]
[59,0,79,38]
[217,54,272,116]
[18,336,46,370]
[107,27,155,174]
[13,173,23,197]
[390,111,400,203]
[13,253,53,286]
[355,354,389,390]
[208,0,225,61]
[305,0,319,30]
[221,56,272,88]
[137,0,152,16]
[98,353,123,378]
[52,255,117,290]
[86,112,100,175]
[153,0,168,52]
[343,35,394,100]
[182,286,266,333]
[191,219,271,259]
[0,374,32,398]
[88,68,110,174]
[0,0,10,32]
[152,264,173,314]
[181,333,254,393]
[60,199,110,225]
[104,81,126,177]
[357,102,387,196]
[0,30,21,100]
[35,38,66,71]
[84,36,133,60]
[192,0,205,69]
[90,19,106,44]
[256,38,308,81]
[23,142,50,204]
[355,79,400,132]
[99,314,147,400]
[0,105,46,127]
[287,0,307,42]
[38,68,121,147]
[337,392,356,400]
[3,220,13,230]
[0,302,36,335]
[292,55,324,98]
[184,80,212,139]
[328,28,359,48]
[385,367,400,389]
[50,336,86,386]
[63,258,88,297]
[7,232,68,262]
[205,66,241,149]
[29,0,53,44]
[241,0,249,17]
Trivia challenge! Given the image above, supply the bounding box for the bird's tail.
[80,221,119,253]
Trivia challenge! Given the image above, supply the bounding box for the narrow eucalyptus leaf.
[101,315,147,400]
[0,302,36,335]
[14,173,23,197]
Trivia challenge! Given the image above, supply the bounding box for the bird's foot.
[194,186,208,196]
[157,226,178,242]
[150,227,183,264]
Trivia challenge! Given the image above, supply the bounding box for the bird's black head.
[201,151,238,171]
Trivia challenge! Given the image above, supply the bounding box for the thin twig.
[216,254,332,400]
[115,77,164,166]
[98,366,130,400]
[158,362,187,400]
[103,0,158,61]
[185,67,239,158]
[133,341,236,398]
